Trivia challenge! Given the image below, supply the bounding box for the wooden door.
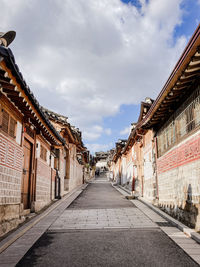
[21,138,32,209]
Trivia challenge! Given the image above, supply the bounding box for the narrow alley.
[0,173,197,266]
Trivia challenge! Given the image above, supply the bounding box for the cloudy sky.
[1,0,200,153]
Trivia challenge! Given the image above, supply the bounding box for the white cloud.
[120,126,132,136]
[83,125,103,141]
[86,142,114,154]
[0,0,187,146]
[83,126,112,141]
[105,128,112,136]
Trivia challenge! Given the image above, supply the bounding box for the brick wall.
[157,130,200,230]
[35,158,51,211]
[0,133,23,204]
[0,132,24,237]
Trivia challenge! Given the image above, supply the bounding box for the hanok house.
[138,23,200,231]
[111,140,127,184]
[0,32,66,236]
[134,97,157,202]
[111,96,155,197]
[95,151,110,172]
[41,107,87,192]
[116,96,155,198]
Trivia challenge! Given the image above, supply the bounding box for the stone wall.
[35,158,51,211]
[134,142,144,196]
[143,130,156,202]
[0,132,24,236]
[69,157,83,191]
[121,149,134,191]
[157,130,200,231]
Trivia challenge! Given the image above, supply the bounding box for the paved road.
[16,175,198,267]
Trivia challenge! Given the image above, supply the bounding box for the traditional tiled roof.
[41,106,85,149]
[138,23,200,129]
[41,106,68,125]
[0,45,65,145]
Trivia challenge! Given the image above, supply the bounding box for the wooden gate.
[21,138,32,209]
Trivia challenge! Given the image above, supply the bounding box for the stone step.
[22,209,30,216]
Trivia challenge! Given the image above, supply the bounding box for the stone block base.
[0,204,25,237]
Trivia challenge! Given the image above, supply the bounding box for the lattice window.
[9,117,16,138]
[40,145,47,161]
[2,109,9,133]
[1,109,16,138]
[157,85,200,157]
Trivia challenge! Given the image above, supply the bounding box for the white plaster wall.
[96,160,107,169]
[121,157,126,185]
[16,121,22,145]
[36,141,41,158]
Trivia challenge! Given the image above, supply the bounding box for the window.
[1,109,16,138]
[9,117,16,138]
[40,145,47,161]
[157,86,200,157]
[2,110,9,133]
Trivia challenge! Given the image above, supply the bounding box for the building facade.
[110,24,200,231]
[0,33,88,236]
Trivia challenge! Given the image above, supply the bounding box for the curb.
[139,197,200,244]
[0,183,88,254]
[117,185,132,195]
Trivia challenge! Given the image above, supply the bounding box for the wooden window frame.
[0,108,17,139]
[40,145,47,162]
[157,85,200,157]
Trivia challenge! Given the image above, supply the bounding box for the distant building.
[95,151,110,171]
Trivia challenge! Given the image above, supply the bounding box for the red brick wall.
[157,131,200,230]
[158,133,200,174]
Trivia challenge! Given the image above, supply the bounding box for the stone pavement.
[49,207,157,230]
[0,175,200,266]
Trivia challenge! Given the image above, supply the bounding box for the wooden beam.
[173,85,189,90]
[183,69,200,77]
[0,69,6,77]
[179,73,199,81]
[2,88,19,96]
[0,79,15,90]
[192,55,200,62]
[0,74,11,83]
[185,67,200,74]
[176,81,193,88]
[187,62,200,70]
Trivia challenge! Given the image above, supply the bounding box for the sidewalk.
[115,185,200,243]
[0,184,87,267]
[114,185,200,265]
